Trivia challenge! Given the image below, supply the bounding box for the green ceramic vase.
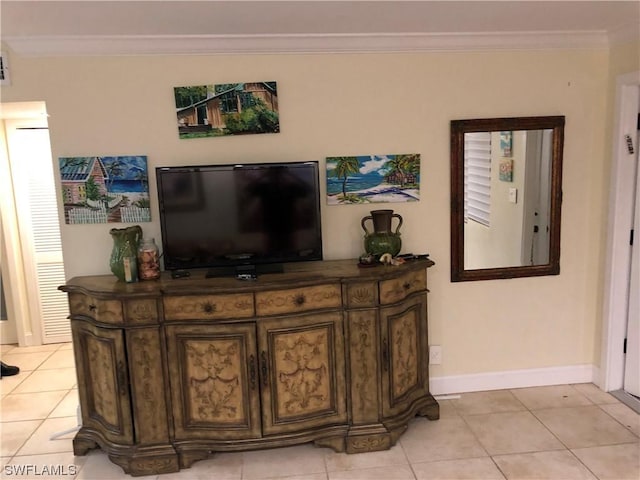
[361,209,403,257]
[109,225,142,282]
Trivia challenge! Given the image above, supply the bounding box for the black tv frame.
[156,161,323,279]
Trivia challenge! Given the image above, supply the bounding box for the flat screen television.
[156,161,323,277]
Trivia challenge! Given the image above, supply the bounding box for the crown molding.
[5,31,611,57]
[2,30,612,57]
[608,22,640,46]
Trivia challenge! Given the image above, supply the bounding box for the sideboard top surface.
[60,258,435,297]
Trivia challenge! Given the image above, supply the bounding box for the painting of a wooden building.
[385,171,417,186]
[59,156,108,205]
[175,82,279,139]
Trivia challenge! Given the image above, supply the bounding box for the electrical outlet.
[429,345,442,365]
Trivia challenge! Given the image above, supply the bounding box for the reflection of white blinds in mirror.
[464,132,491,227]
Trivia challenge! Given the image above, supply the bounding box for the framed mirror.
[450,116,565,282]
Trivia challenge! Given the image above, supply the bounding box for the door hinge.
[623,337,627,354]
[0,52,9,86]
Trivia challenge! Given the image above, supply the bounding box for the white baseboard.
[429,364,597,396]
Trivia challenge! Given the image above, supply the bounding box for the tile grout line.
[460,387,601,478]
[5,418,47,467]
[398,437,419,480]
[2,346,78,465]
[449,400,511,480]
[565,446,603,480]
[594,401,640,438]
[521,386,633,480]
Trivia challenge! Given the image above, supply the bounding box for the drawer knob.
[294,294,306,306]
[403,282,411,290]
[88,304,97,312]
[203,302,216,314]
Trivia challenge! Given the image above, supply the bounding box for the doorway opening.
[0,101,70,346]
[600,71,640,413]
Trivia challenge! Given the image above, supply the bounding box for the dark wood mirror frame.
[450,116,565,282]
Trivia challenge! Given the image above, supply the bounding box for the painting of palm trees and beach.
[58,155,150,224]
[326,154,420,205]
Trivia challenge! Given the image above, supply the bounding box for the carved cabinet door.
[165,323,262,440]
[71,320,134,444]
[379,293,430,418]
[257,311,347,435]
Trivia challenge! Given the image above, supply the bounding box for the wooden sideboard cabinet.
[59,258,438,476]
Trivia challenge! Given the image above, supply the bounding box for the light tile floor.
[1,342,639,479]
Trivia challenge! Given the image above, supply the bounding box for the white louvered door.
[5,119,70,343]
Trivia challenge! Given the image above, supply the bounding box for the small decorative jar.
[137,237,161,280]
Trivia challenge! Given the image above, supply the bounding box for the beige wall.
[1,47,616,377]
[608,40,640,85]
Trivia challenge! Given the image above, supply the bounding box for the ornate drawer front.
[68,293,123,324]
[379,270,427,305]
[345,282,378,308]
[163,293,255,320]
[124,299,159,325]
[255,284,342,316]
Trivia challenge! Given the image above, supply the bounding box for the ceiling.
[1,1,639,55]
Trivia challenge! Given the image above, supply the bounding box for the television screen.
[156,161,323,275]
